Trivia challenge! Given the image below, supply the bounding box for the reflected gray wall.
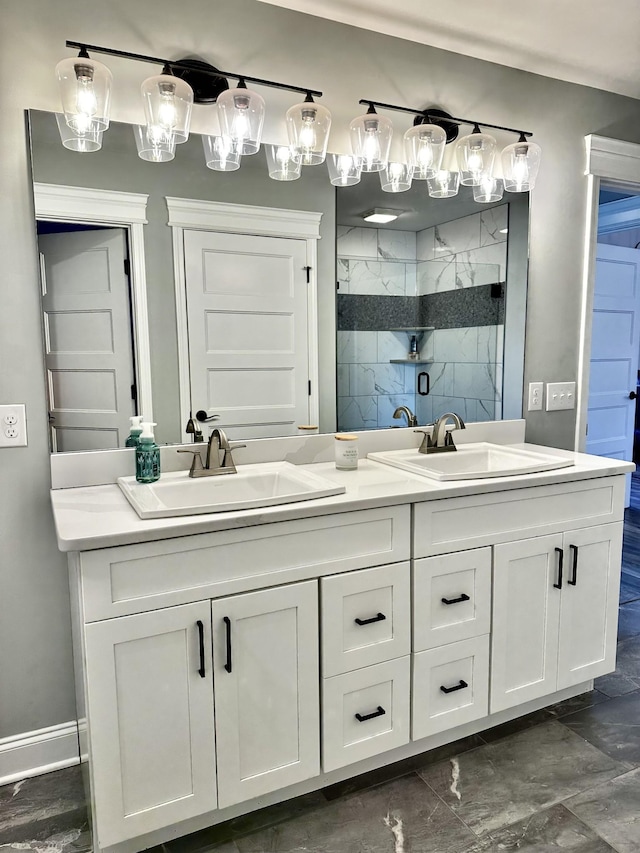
[30,115,337,443]
[1,0,640,743]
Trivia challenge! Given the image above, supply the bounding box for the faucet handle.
[177,448,205,476]
[413,427,435,453]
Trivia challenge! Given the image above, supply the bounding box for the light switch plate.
[546,382,576,411]
[528,382,543,411]
[0,404,27,447]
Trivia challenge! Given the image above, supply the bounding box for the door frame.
[33,183,153,425]
[165,197,322,441]
[575,136,640,451]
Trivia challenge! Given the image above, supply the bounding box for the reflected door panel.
[184,230,310,439]
[39,227,136,451]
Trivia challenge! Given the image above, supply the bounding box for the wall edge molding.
[0,721,79,786]
[165,197,323,238]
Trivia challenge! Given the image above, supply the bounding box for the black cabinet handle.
[418,371,430,396]
[629,391,637,400]
[223,616,232,673]
[196,620,206,678]
[440,679,468,694]
[554,547,564,589]
[355,705,386,722]
[441,593,470,605]
[354,612,386,626]
[568,544,579,586]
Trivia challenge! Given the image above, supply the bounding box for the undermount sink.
[367,442,574,481]
[118,461,346,519]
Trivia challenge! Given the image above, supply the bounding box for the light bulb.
[327,153,361,186]
[363,126,381,168]
[156,82,178,130]
[56,55,112,136]
[72,65,97,132]
[512,150,530,191]
[286,97,331,166]
[141,71,193,144]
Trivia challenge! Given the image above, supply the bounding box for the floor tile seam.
[562,800,626,853]
[411,769,481,840]
[554,718,638,773]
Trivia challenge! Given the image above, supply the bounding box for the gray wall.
[1,0,639,741]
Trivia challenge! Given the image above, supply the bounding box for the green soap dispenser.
[125,415,144,448]
[135,422,161,484]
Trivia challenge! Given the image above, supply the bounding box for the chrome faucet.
[414,412,466,454]
[392,406,418,428]
[178,427,246,477]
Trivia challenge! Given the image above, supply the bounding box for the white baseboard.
[0,721,79,786]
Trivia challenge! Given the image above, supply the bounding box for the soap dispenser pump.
[135,422,161,483]
[125,415,145,448]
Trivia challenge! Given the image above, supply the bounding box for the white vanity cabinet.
[84,602,217,848]
[491,523,623,711]
[212,581,320,808]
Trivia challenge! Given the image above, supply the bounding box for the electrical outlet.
[546,382,576,412]
[528,382,543,411]
[0,405,27,447]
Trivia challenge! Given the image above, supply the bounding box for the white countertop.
[50,443,634,552]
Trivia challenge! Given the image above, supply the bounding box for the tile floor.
[4,524,640,853]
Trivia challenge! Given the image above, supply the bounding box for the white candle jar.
[334,433,359,469]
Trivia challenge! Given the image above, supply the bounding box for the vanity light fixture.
[380,162,413,193]
[217,79,265,155]
[55,47,112,134]
[286,93,332,165]
[403,121,446,180]
[473,174,504,203]
[349,103,393,173]
[54,112,103,152]
[202,135,241,171]
[327,154,362,186]
[361,208,403,224]
[502,134,542,192]
[265,145,303,181]
[141,65,194,146]
[456,124,497,186]
[133,124,176,162]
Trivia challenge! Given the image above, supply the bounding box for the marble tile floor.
[4,592,640,853]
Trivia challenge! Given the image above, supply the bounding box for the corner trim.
[0,721,79,786]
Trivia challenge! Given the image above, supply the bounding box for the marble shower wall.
[336,207,508,432]
[337,225,419,430]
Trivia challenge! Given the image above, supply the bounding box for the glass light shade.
[141,73,193,144]
[132,124,175,162]
[265,145,302,181]
[380,162,413,193]
[217,85,265,155]
[202,135,241,171]
[473,174,504,203]
[55,111,102,152]
[286,99,331,165]
[456,130,497,186]
[403,123,446,180]
[349,111,392,172]
[427,170,461,199]
[327,154,361,186]
[56,55,112,133]
[502,139,542,192]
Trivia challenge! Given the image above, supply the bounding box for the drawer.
[413,477,625,557]
[412,636,489,740]
[321,563,410,676]
[79,505,410,621]
[322,657,410,772]
[413,548,491,651]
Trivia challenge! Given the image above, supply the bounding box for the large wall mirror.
[27,109,529,452]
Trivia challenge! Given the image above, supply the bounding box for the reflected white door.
[183,230,310,440]
[587,243,640,503]
[39,228,135,451]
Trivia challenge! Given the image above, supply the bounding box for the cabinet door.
[212,581,319,808]
[557,523,623,687]
[84,602,217,848]
[491,534,563,713]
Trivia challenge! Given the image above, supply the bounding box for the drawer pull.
[196,620,206,678]
[440,679,468,694]
[568,544,579,586]
[354,612,386,626]
[355,705,386,722]
[223,616,232,673]
[554,547,564,589]
[441,593,470,605]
